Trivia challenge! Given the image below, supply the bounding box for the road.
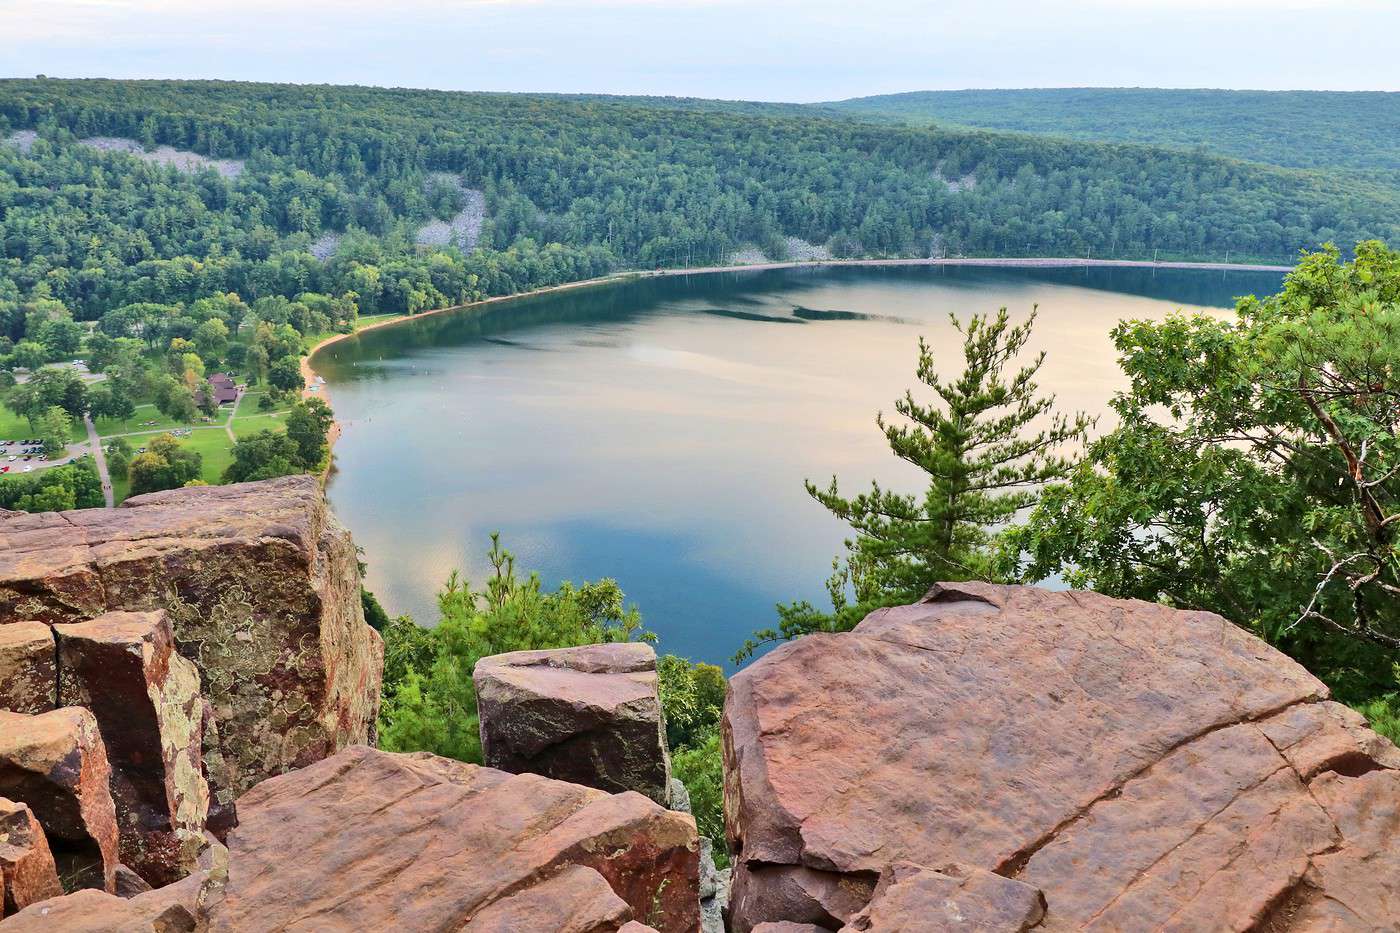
[84,413,115,508]
[225,388,245,443]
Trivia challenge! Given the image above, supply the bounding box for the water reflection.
[316,265,1283,667]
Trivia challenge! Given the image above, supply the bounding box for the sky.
[2,0,1397,101]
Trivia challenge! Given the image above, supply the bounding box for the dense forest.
[823,88,1400,176]
[2,78,1399,500]
[2,81,1399,331]
[4,78,1397,863]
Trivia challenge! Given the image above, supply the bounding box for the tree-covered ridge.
[2,79,1399,320]
[822,88,1400,175]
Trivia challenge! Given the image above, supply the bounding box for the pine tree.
[738,307,1090,660]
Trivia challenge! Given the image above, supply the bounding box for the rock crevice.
[723,584,1400,931]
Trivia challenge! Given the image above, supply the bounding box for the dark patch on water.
[481,336,550,350]
[792,305,911,324]
[700,307,806,324]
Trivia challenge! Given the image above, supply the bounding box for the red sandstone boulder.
[0,798,62,918]
[842,863,1044,932]
[475,642,671,804]
[459,864,630,932]
[0,477,383,796]
[0,709,118,893]
[54,611,210,887]
[112,864,152,899]
[0,886,201,932]
[0,625,54,716]
[211,745,699,932]
[722,583,1400,931]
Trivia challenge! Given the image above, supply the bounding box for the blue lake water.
[314,264,1285,667]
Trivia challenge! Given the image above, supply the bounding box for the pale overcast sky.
[2,0,1396,101]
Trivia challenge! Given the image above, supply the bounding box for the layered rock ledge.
[0,477,384,797]
[1,745,701,932]
[723,583,1400,931]
[476,642,672,804]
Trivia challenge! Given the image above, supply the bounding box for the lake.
[313,264,1285,667]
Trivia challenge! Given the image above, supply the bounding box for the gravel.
[3,130,38,153]
[309,233,343,261]
[78,137,245,178]
[416,173,486,250]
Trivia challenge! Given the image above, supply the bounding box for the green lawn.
[232,413,288,438]
[113,427,236,503]
[91,402,216,437]
[179,429,237,484]
[302,313,407,350]
[355,313,407,329]
[0,401,88,444]
[231,390,292,420]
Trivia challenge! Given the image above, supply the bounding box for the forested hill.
[2,78,1399,334]
[821,88,1400,174]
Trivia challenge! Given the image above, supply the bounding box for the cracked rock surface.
[54,611,211,888]
[0,476,383,797]
[212,745,699,932]
[723,583,1400,931]
[475,642,671,804]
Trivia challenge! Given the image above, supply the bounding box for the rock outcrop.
[0,625,54,716]
[0,832,225,931]
[0,709,118,894]
[0,745,701,931]
[214,745,698,931]
[0,477,383,796]
[0,798,62,918]
[723,583,1400,931]
[475,642,671,804]
[53,611,210,887]
[842,863,1044,932]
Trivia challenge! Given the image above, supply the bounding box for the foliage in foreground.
[378,535,652,762]
[378,536,730,864]
[128,433,202,496]
[656,654,729,866]
[672,732,728,869]
[0,459,102,512]
[1009,241,1400,711]
[739,306,1089,659]
[223,398,334,483]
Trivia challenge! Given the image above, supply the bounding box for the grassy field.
[91,402,224,437]
[232,413,289,438]
[111,427,236,503]
[0,401,88,443]
[230,389,293,439]
[179,429,237,484]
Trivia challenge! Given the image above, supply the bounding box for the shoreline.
[300,255,1291,472]
[648,256,1294,276]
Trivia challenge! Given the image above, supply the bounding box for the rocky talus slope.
[0,476,384,798]
[724,582,1400,931]
[7,480,1400,930]
[477,642,673,805]
[0,480,702,931]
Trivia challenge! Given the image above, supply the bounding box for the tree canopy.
[1008,241,1400,734]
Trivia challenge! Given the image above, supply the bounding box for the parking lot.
[0,437,87,475]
